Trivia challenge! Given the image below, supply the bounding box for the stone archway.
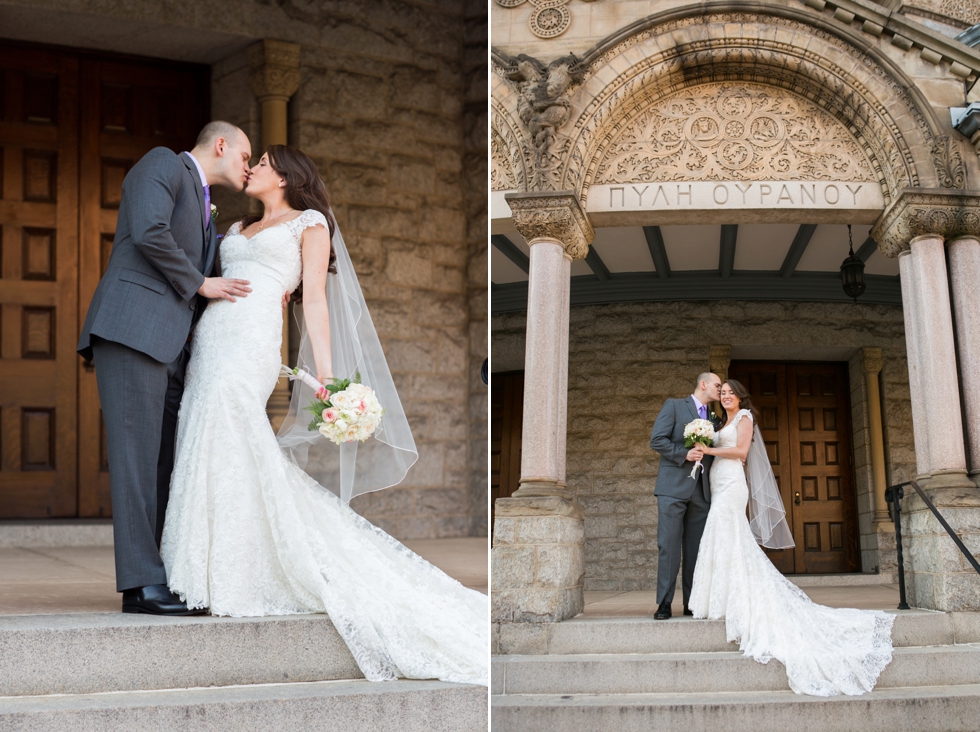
[491,4,980,619]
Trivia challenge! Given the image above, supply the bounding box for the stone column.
[861,348,890,525]
[908,234,972,488]
[709,345,731,383]
[948,236,980,477]
[492,192,594,624]
[897,251,931,478]
[874,190,980,611]
[248,40,301,430]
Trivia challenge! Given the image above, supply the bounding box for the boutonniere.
[210,203,218,221]
[710,411,718,421]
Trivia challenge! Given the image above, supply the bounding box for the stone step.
[492,644,980,695]
[490,684,980,732]
[0,679,487,732]
[493,611,980,656]
[0,519,113,548]
[786,572,897,587]
[0,612,362,696]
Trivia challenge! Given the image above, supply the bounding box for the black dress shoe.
[122,584,207,616]
[683,606,694,617]
[654,600,672,620]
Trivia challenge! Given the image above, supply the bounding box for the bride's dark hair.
[720,379,761,429]
[240,144,337,274]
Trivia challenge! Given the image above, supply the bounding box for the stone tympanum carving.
[595,83,876,185]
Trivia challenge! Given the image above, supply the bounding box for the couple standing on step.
[77,121,487,688]
[650,372,895,696]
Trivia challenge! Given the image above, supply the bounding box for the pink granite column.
[515,239,572,497]
[908,235,972,486]
[872,190,980,612]
[492,192,594,624]
[897,250,931,477]
[948,236,980,477]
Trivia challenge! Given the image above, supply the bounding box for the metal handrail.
[884,480,980,611]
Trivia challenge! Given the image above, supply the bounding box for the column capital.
[248,39,301,102]
[873,188,980,257]
[504,191,595,260]
[709,345,731,380]
[861,346,883,376]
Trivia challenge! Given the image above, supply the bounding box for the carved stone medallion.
[594,83,876,185]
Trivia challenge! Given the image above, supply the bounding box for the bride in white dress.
[159,145,487,687]
[690,379,894,696]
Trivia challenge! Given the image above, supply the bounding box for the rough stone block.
[535,543,585,588]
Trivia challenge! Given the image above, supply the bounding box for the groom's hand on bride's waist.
[198,277,252,302]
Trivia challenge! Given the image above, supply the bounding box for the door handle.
[794,491,801,506]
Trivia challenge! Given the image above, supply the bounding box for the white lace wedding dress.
[689,409,894,696]
[160,210,488,687]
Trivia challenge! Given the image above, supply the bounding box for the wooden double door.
[728,361,859,574]
[490,371,524,532]
[0,41,208,518]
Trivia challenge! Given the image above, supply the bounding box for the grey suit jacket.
[649,397,716,502]
[78,149,218,364]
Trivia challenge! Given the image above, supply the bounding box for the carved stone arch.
[491,84,531,192]
[558,8,958,208]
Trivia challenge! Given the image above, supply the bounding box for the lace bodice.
[716,409,753,449]
[222,209,328,294]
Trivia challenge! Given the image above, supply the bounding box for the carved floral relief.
[594,83,876,185]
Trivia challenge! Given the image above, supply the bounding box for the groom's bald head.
[191,121,252,191]
[694,372,722,403]
[194,121,246,150]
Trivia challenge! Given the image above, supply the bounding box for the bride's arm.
[702,418,752,461]
[300,225,333,383]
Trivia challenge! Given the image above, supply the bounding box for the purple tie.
[699,404,707,420]
[203,185,211,229]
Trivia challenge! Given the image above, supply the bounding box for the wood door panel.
[728,361,859,574]
[0,44,78,517]
[490,371,524,536]
[1,40,208,518]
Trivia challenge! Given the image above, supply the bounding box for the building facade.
[0,0,488,540]
[491,0,980,620]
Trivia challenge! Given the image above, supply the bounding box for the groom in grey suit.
[649,372,723,620]
[78,121,252,614]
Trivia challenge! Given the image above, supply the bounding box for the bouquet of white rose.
[281,366,385,446]
[683,418,716,480]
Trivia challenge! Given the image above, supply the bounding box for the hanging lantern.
[840,224,866,303]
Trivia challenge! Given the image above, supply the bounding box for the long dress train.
[689,409,894,696]
[160,210,487,686]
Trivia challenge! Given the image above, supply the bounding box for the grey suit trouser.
[91,336,189,592]
[656,483,711,606]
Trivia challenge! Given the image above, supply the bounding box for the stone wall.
[0,0,487,540]
[281,2,483,539]
[464,0,489,536]
[491,300,914,590]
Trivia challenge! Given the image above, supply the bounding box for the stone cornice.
[798,0,980,82]
[872,188,980,256]
[504,191,595,259]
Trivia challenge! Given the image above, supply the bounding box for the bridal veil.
[277,218,418,504]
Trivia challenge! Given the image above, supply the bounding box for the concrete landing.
[0,537,487,615]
